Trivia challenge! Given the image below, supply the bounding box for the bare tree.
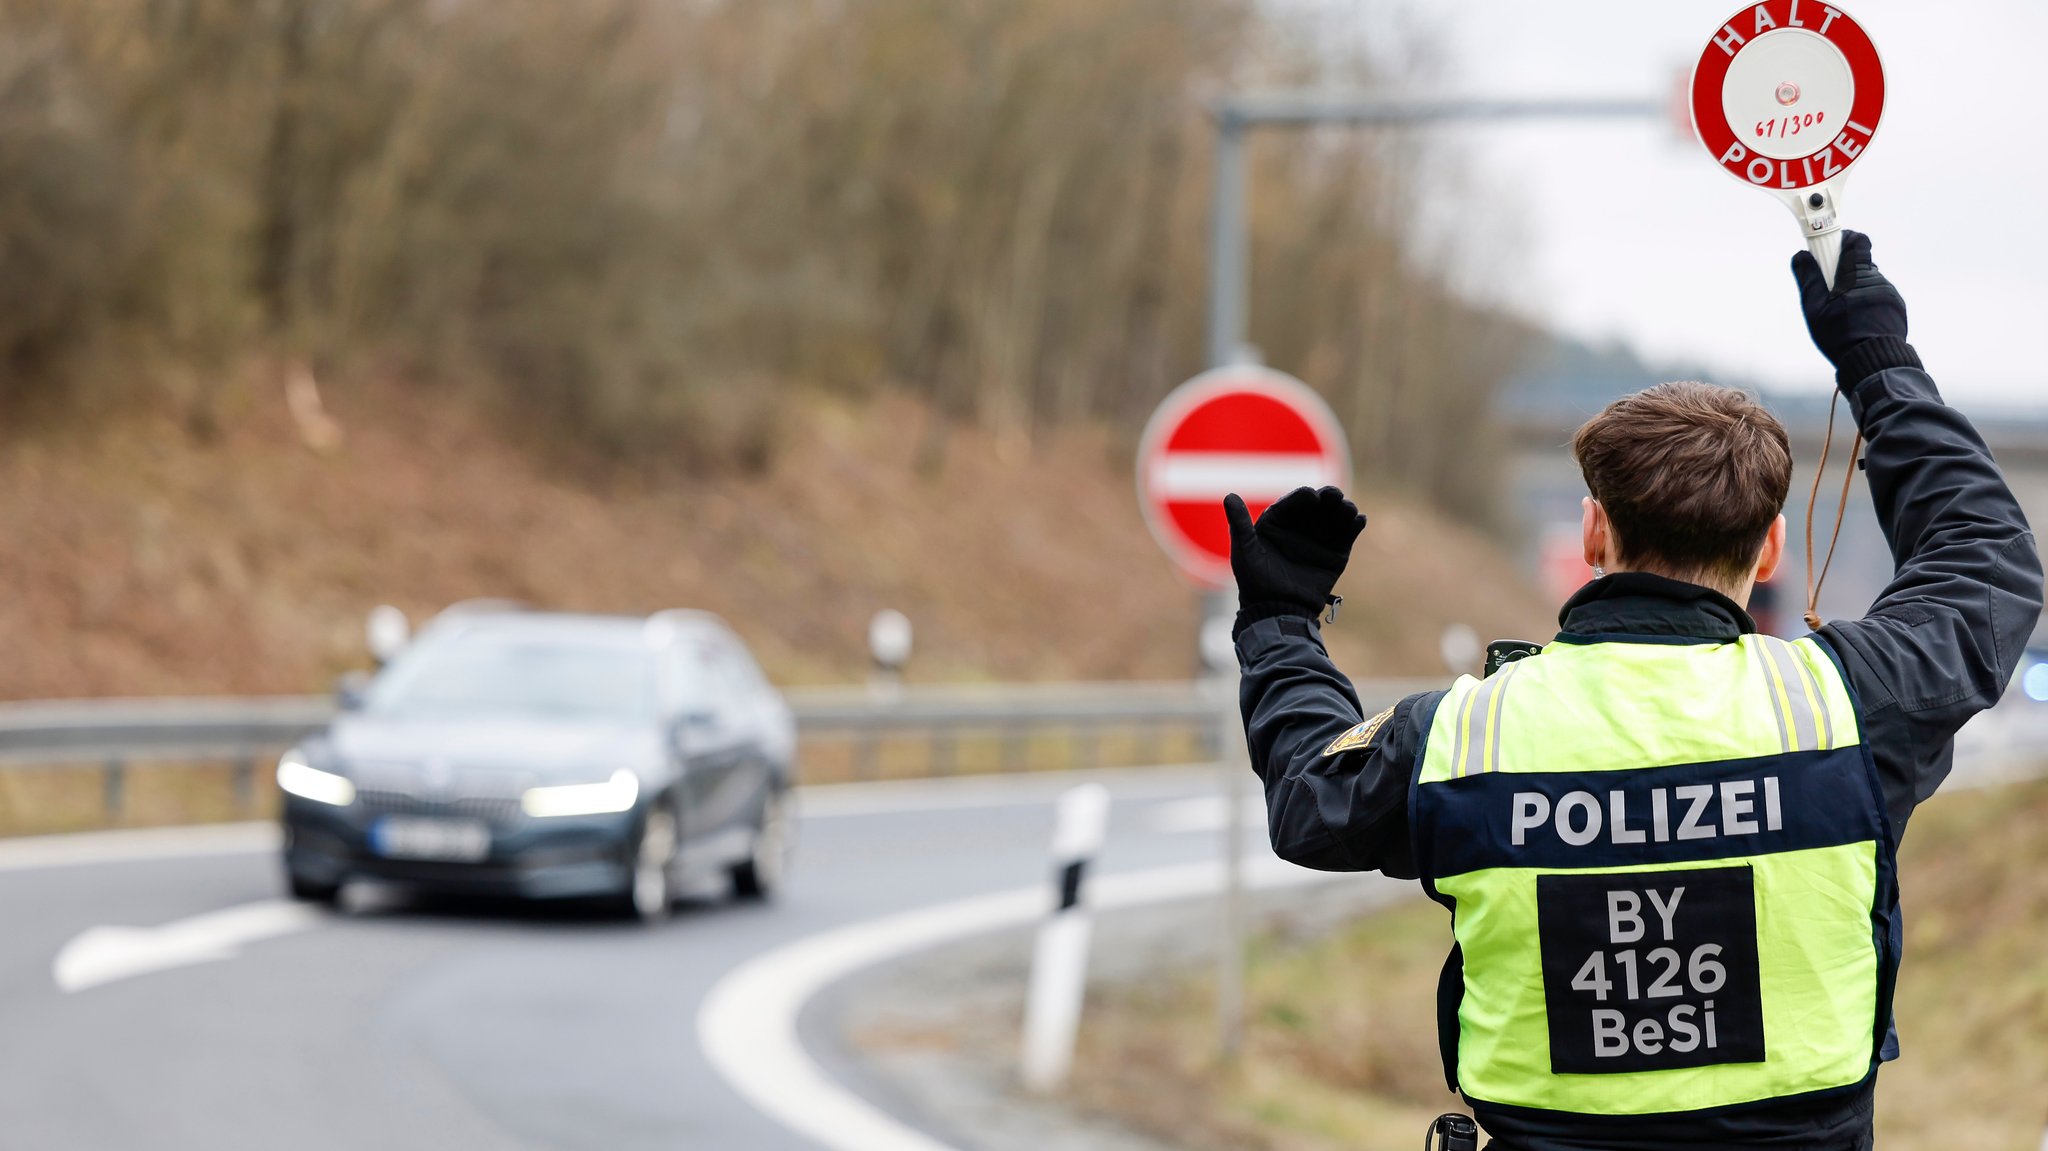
[0,0,1532,514]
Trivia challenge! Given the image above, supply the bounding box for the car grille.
[356,790,525,828]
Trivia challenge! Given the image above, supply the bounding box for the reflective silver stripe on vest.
[1488,663,1519,775]
[1749,640,1795,753]
[1457,661,1525,776]
[1449,685,1480,778]
[1757,636,1824,752]
[1789,642,1837,748]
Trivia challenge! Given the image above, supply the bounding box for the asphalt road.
[1,700,2038,1151]
[0,765,1283,1151]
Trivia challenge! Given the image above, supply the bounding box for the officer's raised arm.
[1226,488,1430,878]
[1792,234,2045,822]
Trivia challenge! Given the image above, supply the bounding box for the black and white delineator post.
[365,604,410,667]
[1020,782,1111,1094]
[1690,2,1887,288]
[867,609,913,701]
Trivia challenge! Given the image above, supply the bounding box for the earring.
[1593,565,1607,579]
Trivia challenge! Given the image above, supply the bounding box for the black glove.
[1224,486,1366,628]
[1791,230,1922,391]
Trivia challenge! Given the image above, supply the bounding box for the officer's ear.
[1581,498,1612,571]
[1753,515,1788,584]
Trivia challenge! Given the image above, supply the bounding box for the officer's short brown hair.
[1572,382,1793,586]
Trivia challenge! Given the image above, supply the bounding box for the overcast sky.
[1366,1,2045,407]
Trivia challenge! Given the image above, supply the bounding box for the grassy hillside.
[1070,779,2048,1151]
[0,375,1553,700]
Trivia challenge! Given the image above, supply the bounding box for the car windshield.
[364,628,657,721]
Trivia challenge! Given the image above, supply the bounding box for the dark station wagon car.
[279,607,795,920]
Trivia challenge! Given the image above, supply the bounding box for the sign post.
[1691,2,1886,287]
[1138,364,1350,1059]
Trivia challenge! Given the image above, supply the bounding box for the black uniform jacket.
[1236,364,2043,1151]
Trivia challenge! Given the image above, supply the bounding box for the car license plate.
[371,817,491,862]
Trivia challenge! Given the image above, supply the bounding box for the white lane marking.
[1145,794,1266,835]
[0,822,276,873]
[1147,453,1340,500]
[54,900,325,993]
[699,857,1386,1151]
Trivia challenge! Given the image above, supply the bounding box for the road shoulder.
[816,875,1410,1151]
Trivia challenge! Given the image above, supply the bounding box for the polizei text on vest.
[1511,779,1786,848]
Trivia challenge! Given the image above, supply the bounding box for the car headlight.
[521,769,640,818]
[278,748,356,807]
[2024,663,2048,703]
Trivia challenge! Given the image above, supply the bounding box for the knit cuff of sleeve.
[1835,336,1922,392]
[1233,600,1317,641]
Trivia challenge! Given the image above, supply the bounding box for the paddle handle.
[1807,228,1843,291]
[1787,183,1845,290]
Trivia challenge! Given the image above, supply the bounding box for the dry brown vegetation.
[0,0,1557,706]
[0,0,1529,522]
[0,377,1552,700]
[1069,780,2048,1151]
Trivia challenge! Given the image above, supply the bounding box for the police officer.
[1226,233,2043,1150]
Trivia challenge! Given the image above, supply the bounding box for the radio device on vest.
[1485,641,1542,679]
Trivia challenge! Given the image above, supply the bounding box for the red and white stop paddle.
[1691,2,1886,287]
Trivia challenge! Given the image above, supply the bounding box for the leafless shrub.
[0,31,128,411]
[0,0,1528,512]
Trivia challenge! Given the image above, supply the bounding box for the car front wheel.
[625,807,678,922]
[730,788,793,901]
[287,872,341,905]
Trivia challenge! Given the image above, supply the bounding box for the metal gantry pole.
[1203,96,1668,377]
[1205,110,1250,372]
[1200,90,1664,1064]
[1217,94,1664,129]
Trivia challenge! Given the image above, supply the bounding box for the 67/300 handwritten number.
[1757,111,1826,139]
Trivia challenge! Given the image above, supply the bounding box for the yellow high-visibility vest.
[1412,634,1897,1116]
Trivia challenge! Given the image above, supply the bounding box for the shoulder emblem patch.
[1323,705,1397,757]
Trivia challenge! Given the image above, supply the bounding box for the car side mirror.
[334,671,371,713]
[671,710,718,747]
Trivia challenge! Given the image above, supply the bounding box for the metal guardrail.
[0,681,2037,824]
[790,679,1437,777]
[792,680,1434,734]
[0,680,1441,766]
[0,696,336,764]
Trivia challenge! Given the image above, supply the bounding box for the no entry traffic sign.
[1137,366,1350,589]
[1691,2,1886,286]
